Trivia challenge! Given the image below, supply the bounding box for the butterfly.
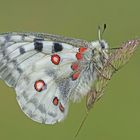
[0,25,139,125]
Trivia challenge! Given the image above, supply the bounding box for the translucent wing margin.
[0,32,89,48]
[86,39,140,110]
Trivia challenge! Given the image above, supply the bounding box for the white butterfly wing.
[16,71,69,124]
[0,33,88,124]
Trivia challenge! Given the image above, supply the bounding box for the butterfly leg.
[94,65,111,80]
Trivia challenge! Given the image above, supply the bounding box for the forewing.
[86,39,140,110]
[0,33,81,87]
[0,33,87,124]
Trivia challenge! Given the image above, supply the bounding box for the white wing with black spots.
[0,33,97,124]
[0,33,79,87]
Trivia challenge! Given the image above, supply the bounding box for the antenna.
[98,24,107,41]
[98,26,101,41]
[102,24,106,34]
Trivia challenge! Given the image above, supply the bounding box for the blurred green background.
[0,0,140,140]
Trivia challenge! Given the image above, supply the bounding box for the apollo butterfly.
[0,25,139,126]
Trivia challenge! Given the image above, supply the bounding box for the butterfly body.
[0,32,139,124]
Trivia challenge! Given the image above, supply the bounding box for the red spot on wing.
[53,97,59,106]
[34,80,46,92]
[79,47,87,53]
[76,52,83,60]
[51,54,60,65]
[59,103,65,112]
[76,47,87,60]
[71,63,79,70]
[72,72,80,80]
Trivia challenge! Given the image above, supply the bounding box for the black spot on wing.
[34,38,44,52]
[17,67,23,73]
[52,42,63,53]
[19,47,25,54]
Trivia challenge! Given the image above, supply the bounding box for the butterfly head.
[90,24,109,60]
[91,40,109,58]
[91,40,108,51]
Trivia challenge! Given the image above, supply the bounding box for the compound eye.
[100,42,105,49]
